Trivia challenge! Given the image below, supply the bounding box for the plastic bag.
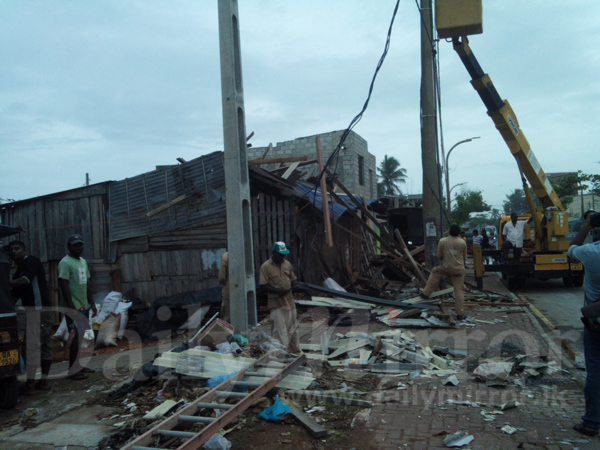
[206,371,237,388]
[206,371,246,392]
[229,334,249,347]
[115,301,132,339]
[54,317,69,341]
[256,396,291,423]
[95,313,121,347]
[215,342,233,354]
[323,277,347,292]
[204,434,231,450]
[82,328,95,348]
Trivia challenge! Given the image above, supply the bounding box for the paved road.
[515,277,586,354]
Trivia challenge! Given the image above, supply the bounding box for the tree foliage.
[377,155,407,196]
[453,189,491,225]
[503,188,528,213]
[553,172,584,208]
[552,171,600,207]
[588,174,600,196]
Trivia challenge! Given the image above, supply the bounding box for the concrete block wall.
[248,130,377,200]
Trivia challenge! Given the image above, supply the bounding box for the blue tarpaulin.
[294,183,365,222]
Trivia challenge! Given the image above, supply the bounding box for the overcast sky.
[1,1,599,211]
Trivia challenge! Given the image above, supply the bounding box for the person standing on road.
[8,241,53,393]
[568,212,600,437]
[481,229,491,250]
[502,212,528,263]
[420,224,468,320]
[58,234,97,380]
[218,251,230,323]
[472,229,483,246]
[259,241,300,354]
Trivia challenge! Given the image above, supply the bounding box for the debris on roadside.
[500,424,517,435]
[443,430,474,447]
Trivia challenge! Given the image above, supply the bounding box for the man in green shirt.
[58,234,97,380]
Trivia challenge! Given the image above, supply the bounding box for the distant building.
[566,192,600,219]
[248,130,377,200]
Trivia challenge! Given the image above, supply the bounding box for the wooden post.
[316,137,334,247]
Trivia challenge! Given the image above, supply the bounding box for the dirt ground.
[96,367,382,450]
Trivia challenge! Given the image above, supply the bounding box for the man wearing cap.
[259,241,300,354]
[58,234,97,380]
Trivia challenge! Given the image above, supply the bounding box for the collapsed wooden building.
[0,140,426,314]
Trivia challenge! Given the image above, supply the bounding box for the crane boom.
[435,0,583,287]
[452,37,563,211]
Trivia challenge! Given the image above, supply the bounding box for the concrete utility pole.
[217,0,257,331]
[420,0,441,269]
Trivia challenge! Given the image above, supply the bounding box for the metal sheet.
[108,152,226,242]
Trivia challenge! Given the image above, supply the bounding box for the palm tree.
[377,155,407,195]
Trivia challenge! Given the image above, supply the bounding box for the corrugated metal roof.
[109,151,226,242]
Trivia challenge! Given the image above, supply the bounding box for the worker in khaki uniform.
[260,242,300,354]
[420,224,468,320]
[218,252,230,322]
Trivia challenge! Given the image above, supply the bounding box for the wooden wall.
[251,193,296,272]
[294,208,361,286]
[0,188,109,263]
[114,217,227,302]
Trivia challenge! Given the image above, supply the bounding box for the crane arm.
[452,37,564,211]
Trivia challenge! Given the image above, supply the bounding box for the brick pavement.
[356,273,597,449]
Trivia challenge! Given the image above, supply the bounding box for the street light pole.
[445,137,480,222]
[450,182,467,200]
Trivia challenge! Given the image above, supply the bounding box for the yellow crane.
[435,0,584,288]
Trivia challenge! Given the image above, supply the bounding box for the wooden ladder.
[122,352,306,450]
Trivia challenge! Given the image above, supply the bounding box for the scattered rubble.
[443,430,474,447]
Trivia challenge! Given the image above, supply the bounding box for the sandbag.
[115,301,132,339]
[95,313,121,347]
[95,291,123,323]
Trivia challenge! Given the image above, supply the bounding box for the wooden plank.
[403,247,428,287]
[261,142,273,159]
[277,198,284,244]
[285,199,292,251]
[89,196,102,259]
[251,194,259,269]
[284,402,328,438]
[326,187,400,256]
[249,156,307,165]
[410,245,425,256]
[286,392,372,408]
[316,136,333,247]
[146,194,191,217]
[281,161,301,179]
[325,168,397,244]
[269,159,318,173]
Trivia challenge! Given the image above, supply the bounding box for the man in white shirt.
[472,229,483,246]
[502,212,528,263]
